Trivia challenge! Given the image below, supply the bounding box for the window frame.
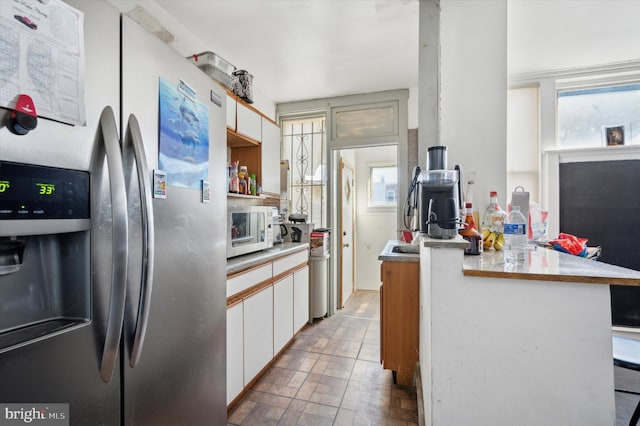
[367,162,398,210]
[556,82,640,149]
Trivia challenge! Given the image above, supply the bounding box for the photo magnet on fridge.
[153,169,167,199]
[202,180,210,203]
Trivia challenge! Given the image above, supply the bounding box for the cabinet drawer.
[227,263,272,297]
[273,250,308,276]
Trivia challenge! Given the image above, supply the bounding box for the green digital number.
[0,181,9,192]
[36,183,55,196]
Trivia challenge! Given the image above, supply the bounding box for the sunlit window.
[557,83,640,148]
[369,165,397,208]
[508,85,539,202]
[281,116,327,227]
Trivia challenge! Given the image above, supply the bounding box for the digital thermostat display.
[36,182,56,195]
[0,161,89,219]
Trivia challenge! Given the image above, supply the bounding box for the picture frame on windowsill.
[602,125,626,146]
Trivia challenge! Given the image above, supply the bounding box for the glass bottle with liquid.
[459,202,482,255]
[465,172,480,225]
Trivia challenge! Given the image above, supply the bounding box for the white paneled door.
[339,158,355,308]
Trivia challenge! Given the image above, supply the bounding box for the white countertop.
[226,243,309,275]
[463,245,640,286]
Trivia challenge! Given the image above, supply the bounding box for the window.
[368,165,397,208]
[507,85,539,202]
[281,116,327,227]
[332,101,399,141]
[557,83,640,148]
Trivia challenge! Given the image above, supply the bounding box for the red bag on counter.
[549,233,588,257]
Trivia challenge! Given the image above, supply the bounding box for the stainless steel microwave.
[227,205,273,258]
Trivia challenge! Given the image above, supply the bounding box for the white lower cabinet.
[226,302,244,405]
[226,250,310,407]
[243,286,274,386]
[293,265,310,333]
[273,275,294,355]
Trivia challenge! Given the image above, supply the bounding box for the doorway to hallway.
[336,145,398,298]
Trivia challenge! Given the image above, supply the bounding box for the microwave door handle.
[124,114,155,368]
[98,106,129,383]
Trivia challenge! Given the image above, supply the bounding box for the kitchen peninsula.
[415,236,640,426]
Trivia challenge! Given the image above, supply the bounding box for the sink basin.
[390,244,420,254]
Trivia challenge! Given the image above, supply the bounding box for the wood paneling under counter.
[380,260,420,387]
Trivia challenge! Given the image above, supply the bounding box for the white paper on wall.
[0,0,86,126]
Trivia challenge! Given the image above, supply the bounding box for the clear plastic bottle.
[481,191,506,250]
[249,173,257,196]
[503,206,527,265]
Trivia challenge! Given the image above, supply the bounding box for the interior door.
[339,158,355,308]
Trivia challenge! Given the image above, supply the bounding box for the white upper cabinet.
[236,103,262,143]
[226,94,236,130]
[261,118,281,195]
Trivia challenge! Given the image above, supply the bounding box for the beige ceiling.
[111,0,420,104]
[108,0,640,105]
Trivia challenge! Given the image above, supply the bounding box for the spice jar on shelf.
[228,162,239,193]
[238,165,247,194]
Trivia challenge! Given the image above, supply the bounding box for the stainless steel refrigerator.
[0,1,226,424]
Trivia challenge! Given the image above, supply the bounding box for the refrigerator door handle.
[99,106,129,383]
[124,114,155,368]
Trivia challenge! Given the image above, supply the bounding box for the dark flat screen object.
[559,159,640,327]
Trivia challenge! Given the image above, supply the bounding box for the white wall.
[107,0,277,119]
[420,243,615,426]
[408,86,419,130]
[353,146,398,290]
[436,0,507,208]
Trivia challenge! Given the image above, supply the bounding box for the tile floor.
[227,290,419,425]
[615,365,640,426]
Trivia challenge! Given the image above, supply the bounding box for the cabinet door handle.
[343,243,349,248]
